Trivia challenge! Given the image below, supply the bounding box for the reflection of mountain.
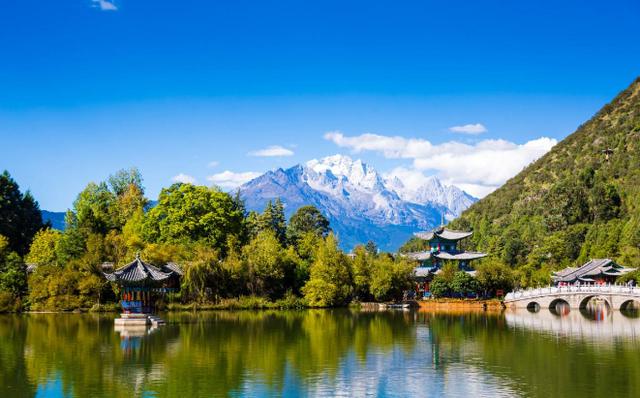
[4,311,640,397]
[504,308,640,339]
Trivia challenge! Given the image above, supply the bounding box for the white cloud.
[172,173,197,184]
[325,131,557,198]
[92,0,118,11]
[449,123,488,135]
[207,170,261,189]
[207,161,219,168]
[248,145,294,157]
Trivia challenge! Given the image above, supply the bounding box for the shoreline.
[9,298,506,314]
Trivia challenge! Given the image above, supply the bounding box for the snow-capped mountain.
[239,154,476,251]
[385,174,476,220]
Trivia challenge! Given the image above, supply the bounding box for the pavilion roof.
[552,259,634,283]
[434,251,487,261]
[403,251,432,261]
[104,257,176,285]
[414,227,473,242]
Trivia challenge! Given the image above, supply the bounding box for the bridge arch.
[549,298,571,315]
[526,302,540,312]
[620,299,640,312]
[578,295,612,310]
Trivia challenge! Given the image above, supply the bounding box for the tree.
[451,271,478,297]
[369,255,414,301]
[0,171,45,255]
[181,247,221,303]
[429,277,450,298]
[108,167,144,197]
[352,246,371,300]
[244,230,292,298]
[25,229,61,266]
[142,184,244,253]
[55,212,87,264]
[73,182,117,235]
[257,199,287,245]
[287,205,330,245]
[475,260,514,297]
[0,235,27,311]
[365,240,378,257]
[302,234,353,307]
[398,237,429,254]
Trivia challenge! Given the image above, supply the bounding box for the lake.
[2,306,640,397]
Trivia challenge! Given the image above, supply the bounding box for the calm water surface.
[2,306,639,397]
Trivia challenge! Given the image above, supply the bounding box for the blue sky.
[1,0,639,210]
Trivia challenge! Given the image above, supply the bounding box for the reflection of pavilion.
[505,309,640,340]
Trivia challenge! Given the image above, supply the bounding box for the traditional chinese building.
[104,255,182,325]
[552,258,634,286]
[405,226,486,297]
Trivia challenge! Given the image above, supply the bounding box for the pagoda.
[104,255,182,327]
[405,226,486,297]
[552,258,634,286]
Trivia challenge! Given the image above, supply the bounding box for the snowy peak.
[305,154,384,192]
[239,154,477,250]
[388,175,476,218]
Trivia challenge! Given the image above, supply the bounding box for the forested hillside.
[449,77,640,285]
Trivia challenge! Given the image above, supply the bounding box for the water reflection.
[505,307,640,339]
[579,299,611,321]
[1,310,640,397]
[549,300,571,316]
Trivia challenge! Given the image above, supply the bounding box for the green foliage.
[108,167,144,197]
[475,260,515,295]
[1,165,414,310]
[365,240,378,256]
[398,236,429,253]
[428,277,450,298]
[0,252,27,298]
[244,230,293,298]
[73,182,117,235]
[303,234,353,307]
[352,246,372,300]
[142,183,244,253]
[446,78,640,273]
[25,228,61,265]
[368,254,414,301]
[451,271,478,297]
[255,199,287,245]
[0,171,44,255]
[286,205,330,244]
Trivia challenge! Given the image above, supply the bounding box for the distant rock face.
[41,210,66,230]
[239,154,477,251]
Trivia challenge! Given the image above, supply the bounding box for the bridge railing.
[504,284,639,301]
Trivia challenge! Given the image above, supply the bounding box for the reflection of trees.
[3,310,416,397]
[6,310,640,397]
[414,311,640,397]
[0,316,35,398]
[475,314,640,397]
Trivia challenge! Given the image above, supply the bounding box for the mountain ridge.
[448,77,640,279]
[240,154,476,251]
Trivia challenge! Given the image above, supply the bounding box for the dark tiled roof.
[552,259,634,283]
[435,251,487,261]
[104,257,174,284]
[162,262,184,276]
[404,251,432,261]
[414,227,473,241]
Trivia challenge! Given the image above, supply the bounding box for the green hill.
[448,77,640,285]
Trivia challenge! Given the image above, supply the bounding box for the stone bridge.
[504,285,640,311]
